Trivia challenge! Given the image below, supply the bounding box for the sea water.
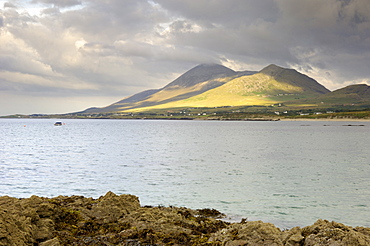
[1,118,369,228]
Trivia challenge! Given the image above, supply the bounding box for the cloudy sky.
[1,0,370,115]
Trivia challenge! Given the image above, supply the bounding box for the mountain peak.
[259,64,330,94]
[195,63,224,68]
[346,84,369,89]
[164,63,237,88]
[332,84,370,97]
[259,64,286,75]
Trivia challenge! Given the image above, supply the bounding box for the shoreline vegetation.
[2,115,370,121]
[2,108,370,121]
[1,192,370,246]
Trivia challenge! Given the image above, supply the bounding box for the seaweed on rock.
[1,192,370,246]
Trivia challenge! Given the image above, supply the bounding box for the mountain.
[326,84,370,100]
[78,63,333,114]
[123,64,330,111]
[163,63,238,88]
[288,84,370,107]
[259,64,329,94]
[83,89,160,114]
[80,64,257,113]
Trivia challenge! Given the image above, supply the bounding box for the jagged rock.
[282,226,304,246]
[0,208,33,246]
[39,237,61,246]
[87,191,140,223]
[208,220,283,245]
[34,218,55,241]
[302,219,370,246]
[1,193,370,245]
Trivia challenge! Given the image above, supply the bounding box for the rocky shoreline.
[1,192,370,246]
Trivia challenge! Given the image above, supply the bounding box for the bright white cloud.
[74,38,86,49]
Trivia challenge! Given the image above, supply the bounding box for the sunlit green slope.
[81,64,255,113]
[129,64,330,112]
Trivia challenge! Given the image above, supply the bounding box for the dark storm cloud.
[4,2,17,8]
[154,0,279,26]
[153,0,285,61]
[272,0,370,82]
[61,0,168,37]
[31,0,82,8]
[152,0,370,87]
[40,7,60,15]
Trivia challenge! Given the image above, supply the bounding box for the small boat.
[54,122,63,126]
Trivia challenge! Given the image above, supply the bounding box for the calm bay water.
[1,118,369,228]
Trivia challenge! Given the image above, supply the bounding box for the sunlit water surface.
[1,118,369,228]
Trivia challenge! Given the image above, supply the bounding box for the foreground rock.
[1,192,369,245]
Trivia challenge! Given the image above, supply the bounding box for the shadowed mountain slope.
[82,89,160,114]
[328,84,370,99]
[163,63,237,88]
[260,64,330,94]
[287,84,370,107]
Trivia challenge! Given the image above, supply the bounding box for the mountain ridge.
[288,84,370,107]
[126,64,331,111]
[163,63,238,88]
[81,63,257,113]
[260,64,329,94]
[78,63,370,114]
